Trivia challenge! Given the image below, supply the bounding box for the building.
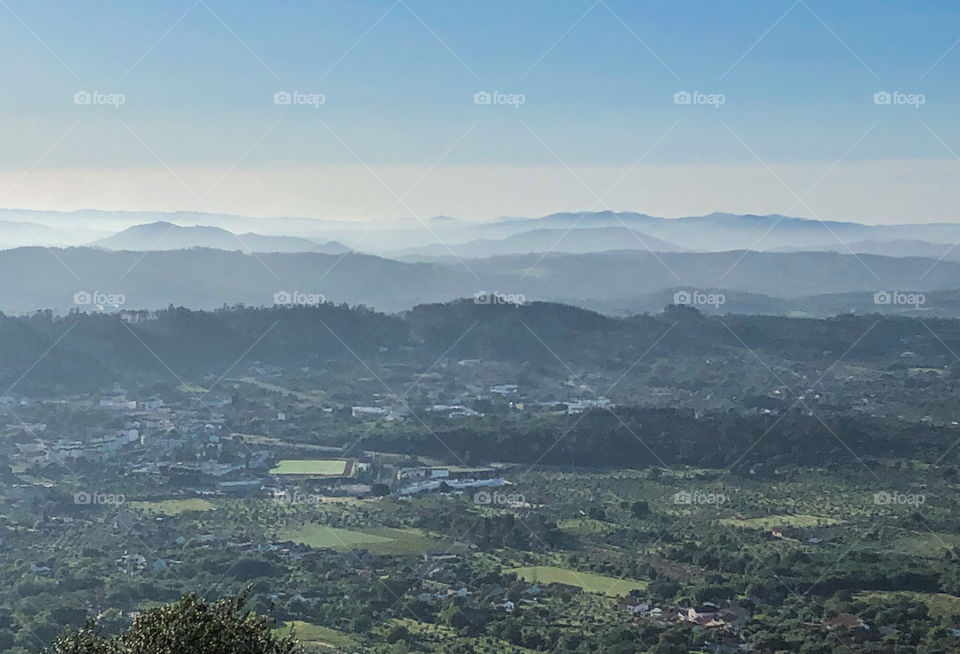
[352,406,388,418]
[397,466,449,481]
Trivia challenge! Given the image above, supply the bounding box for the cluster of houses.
[15,429,141,463]
[393,464,511,497]
[622,599,750,629]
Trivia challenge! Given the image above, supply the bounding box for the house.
[118,554,147,571]
[446,466,499,480]
[827,614,869,630]
[216,480,263,495]
[644,607,667,622]
[683,603,719,622]
[99,394,137,412]
[352,406,388,418]
[566,397,612,414]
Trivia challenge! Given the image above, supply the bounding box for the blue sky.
[0,0,958,222]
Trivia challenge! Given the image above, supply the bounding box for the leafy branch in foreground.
[48,591,299,654]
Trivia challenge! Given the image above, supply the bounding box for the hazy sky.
[1,0,958,224]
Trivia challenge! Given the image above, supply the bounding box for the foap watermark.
[74,290,126,308]
[74,90,125,108]
[273,290,325,307]
[674,290,725,308]
[273,490,324,506]
[74,490,125,506]
[674,90,725,108]
[273,90,325,108]
[474,490,525,507]
[474,290,525,307]
[873,490,925,507]
[873,91,925,108]
[874,291,925,309]
[673,490,728,505]
[473,90,525,108]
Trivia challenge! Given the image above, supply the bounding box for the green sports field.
[269,459,351,476]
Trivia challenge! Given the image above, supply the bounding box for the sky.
[0,0,958,224]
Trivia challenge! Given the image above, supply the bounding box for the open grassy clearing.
[270,459,350,476]
[129,498,215,515]
[557,517,617,536]
[379,618,540,654]
[508,565,647,597]
[857,591,960,621]
[277,621,358,652]
[720,514,843,529]
[280,524,448,555]
[880,532,960,558]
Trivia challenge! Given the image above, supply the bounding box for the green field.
[508,565,647,597]
[720,514,842,529]
[558,518,617,536]
[857,591,960,621]
[270,459,350,476]
[377,618,544,654]
[881,532,960,558]
[278,621,358,652]
[129,499,215,515]
[280,524,447,555]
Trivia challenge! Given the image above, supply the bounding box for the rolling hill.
[91,221,349,254]
[1,246,960,315]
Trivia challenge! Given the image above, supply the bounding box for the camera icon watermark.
[873,490,925,507]
[273,90,325,108]
[474,290,525,307]
[674,90,725,108]
[273,290,325,307]
[474,490,525,507]
[673,290,725,308]
[672,490,727,505]
[473,90,525,108]
[74,290,126,308]
[74,491,125,506]
[73,90,125,108]
[873,90,925,108]
[873,291,924,309]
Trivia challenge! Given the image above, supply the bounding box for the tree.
[630,500,650,518]
[49,592,298,654]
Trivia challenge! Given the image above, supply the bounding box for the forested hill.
[5,246,960,315]
[2,300,960,395]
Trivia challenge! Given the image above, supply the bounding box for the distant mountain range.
[0,218,107,248]
[3,208,960,256]
[772,238,960,261]
[1,208,960,317]
[1,246,960,316]
[389,226,686,258]
[476,211,960,254]
[92,221,349,254]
